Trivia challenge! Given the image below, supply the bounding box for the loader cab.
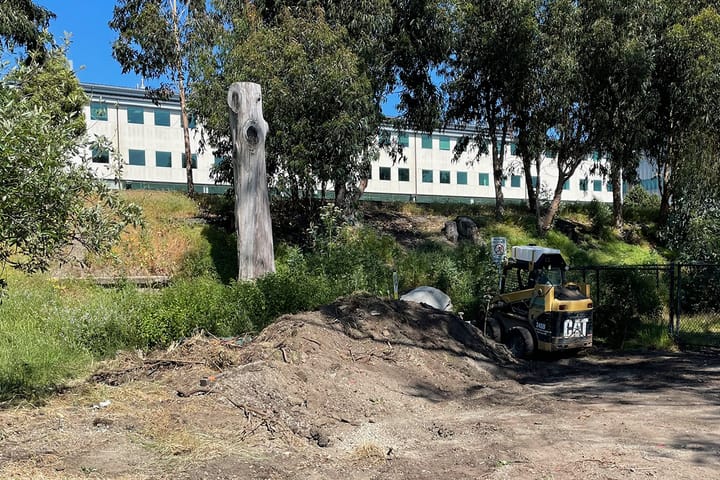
[486,246,593,357]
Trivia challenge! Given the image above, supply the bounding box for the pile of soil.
[3,294,719,479]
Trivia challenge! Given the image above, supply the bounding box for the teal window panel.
[91,147,109,163]
[127,107,144,124]
[545,150,555,159]
[398,168,410,182]
[90,102,107,121]
[379,166,391,180]
[457,171,468,185]
[593,180,602,192]
[606,181,612,192]
[214,156,224,167]
[531,175,538,187]
[422,169,433,183]
[378,130,391,147]
[580,179,588,191]
[439,136,450,151]
[563,180,570,190]
[128,149,145,166]
[421,134,432,149]
[592,151,599,161]
[398,132,409,147]
[182,152,198,169]
[188,114,196,129]
[156,151,172,168]
[501,176,507,187]
[510,143,518,155]
[479,173,490,186]
[155,110,171,126]
[440,170,451,184]
[511,175,521,188]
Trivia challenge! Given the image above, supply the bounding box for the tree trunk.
[540,181,565,234]
[522,155,536,212]
[610,165,623,228]
[228,82,275,280]
[171,0,194,197]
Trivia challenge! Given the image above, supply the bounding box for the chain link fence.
[566,264,720,347]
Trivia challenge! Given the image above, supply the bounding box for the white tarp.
[400,286,454,312]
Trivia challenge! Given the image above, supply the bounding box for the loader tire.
[506,327,534,359]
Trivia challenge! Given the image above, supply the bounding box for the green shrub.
[624,185,660,223]
[133,278,241,347]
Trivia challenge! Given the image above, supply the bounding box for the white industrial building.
[81,83,614,204]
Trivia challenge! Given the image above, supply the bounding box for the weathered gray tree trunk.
[228,82,275,280]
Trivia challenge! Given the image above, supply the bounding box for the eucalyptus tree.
[651,5,720,258]
[534,0,596,232]
[581,0,656,228]
[445,0,539,220]
[190,6,376,214]
[0,0,54,54]
[110,0,208,196]
[646,3,720,226]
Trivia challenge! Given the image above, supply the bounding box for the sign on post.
[491,237,507,265]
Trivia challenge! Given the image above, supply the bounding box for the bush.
[133,278,243,347]
[623,185,660,223]
[592,269,665,347]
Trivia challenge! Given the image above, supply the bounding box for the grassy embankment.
[0,191,670,402]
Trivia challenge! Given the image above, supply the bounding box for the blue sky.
[36,0,400,114]
[38,0,143,88]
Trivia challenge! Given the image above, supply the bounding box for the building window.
[510,143,518,155]
[155,110,171,127]
[127,107,144,124]
[593,180,602,192]
[188,114,196,129]
[501,176,507,187]
[181,153,198,169]
[378,130,391,147]
[591,151,599,161]
[90,102,107,121]
[128,149,145,166]
[440,170,451,184]
[545,150,556,159]
[479,173,490,186]
[398,132,409,148]
[421,134,432,149]
[579,178,588,191]
[511,175,521,188]
[379,166,391,180]
[531,175,538,187]
[156,151,172,168]
[496,140,503,153]
[457,171,468,185]
[398,168,410,182]
[563,180,570,190]
[606,181,613,192]
[422,169,433,183]
[439,136,450,151]
[91,147,109,163]
[214,156,224,167]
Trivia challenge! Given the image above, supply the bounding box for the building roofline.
[81,82,180,105]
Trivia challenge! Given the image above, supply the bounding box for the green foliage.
[192,6,378,214]
[623,185,660,223]
[133,278,242,348]
[587,199,612,237]
[591,269,665,347]
[0,58,142,277]
[0,0,54,54]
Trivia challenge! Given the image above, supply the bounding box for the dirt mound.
[89,294,519,450]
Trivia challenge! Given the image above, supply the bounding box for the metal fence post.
[668,262,675,336]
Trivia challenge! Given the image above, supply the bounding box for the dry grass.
[352,442,388,464]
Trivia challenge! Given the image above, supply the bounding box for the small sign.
[491,237,507,264]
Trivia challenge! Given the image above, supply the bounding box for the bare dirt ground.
[1,294,718,479]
